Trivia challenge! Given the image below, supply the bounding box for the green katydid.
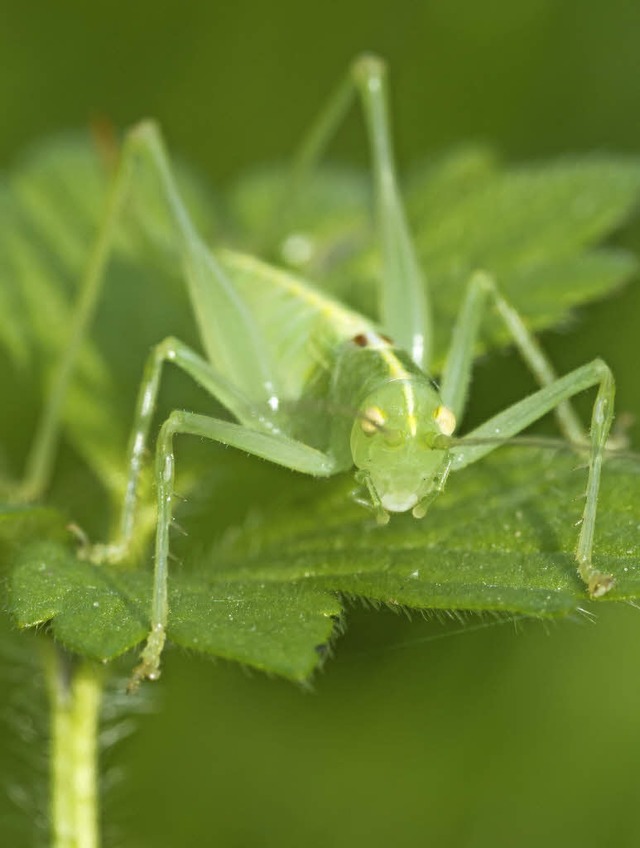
[17,55,616,688]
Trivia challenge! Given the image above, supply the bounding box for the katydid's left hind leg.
[279,55,431,368]
[128,410,339,690]
[351,55,431,368]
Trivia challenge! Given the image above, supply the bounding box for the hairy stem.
[44,645,103,848]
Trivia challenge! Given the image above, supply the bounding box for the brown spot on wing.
[352,332,394,348]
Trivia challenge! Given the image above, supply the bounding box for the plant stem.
[44,645,103,848]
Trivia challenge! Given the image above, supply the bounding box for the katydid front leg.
[450,360,615,597]
[128,411,340,690]
[439,271,614,597]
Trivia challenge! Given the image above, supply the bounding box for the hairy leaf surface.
[9,449,640,679]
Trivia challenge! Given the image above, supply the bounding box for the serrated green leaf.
[0,188,32,369]
[8,448,640,679]
[404,145,499,224]
[10,541,340,680]
[201,448,640,616]
[10,542,149,659]
[230,163,370,248]
[413,156,640,265]
[168,579,340,680]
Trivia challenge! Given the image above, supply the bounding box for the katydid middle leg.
[90,335,282,564]
[440,271,587,441]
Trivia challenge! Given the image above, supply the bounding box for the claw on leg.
[587,571,615,599]
[83,541,130,566]
[579,553,615,599]
[127,624,166,693]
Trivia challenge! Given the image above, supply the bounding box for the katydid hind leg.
[126,123,281,409]
[276,55,431,369]
[352,56,431,369]
[451,358,615,597]
[128,410,340,689]
[17,121,282,503]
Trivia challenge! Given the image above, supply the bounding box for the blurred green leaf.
[11,540,340,680]
[233,148,640,365]
[411,153,640,359]
[0,503,68,564]
[0,135,220,497]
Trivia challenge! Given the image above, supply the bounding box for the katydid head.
[350,380,455,515]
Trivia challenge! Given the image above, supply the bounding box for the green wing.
[217,250,376,403]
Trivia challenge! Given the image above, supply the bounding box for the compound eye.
[434,405,456,436]
[360,406,386,436]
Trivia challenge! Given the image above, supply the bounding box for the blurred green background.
[2,1,640,846]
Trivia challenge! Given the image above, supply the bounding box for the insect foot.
[127,624,166,693]
[82,541,130,566]
[588,571,615,599]
[351,52,387,86]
